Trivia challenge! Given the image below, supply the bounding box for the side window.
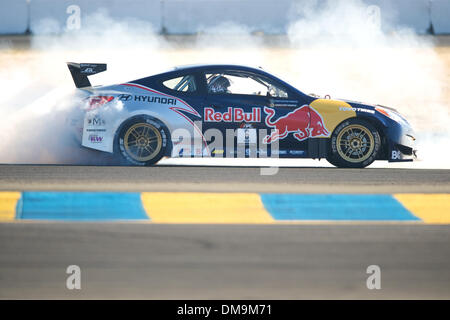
[163,75,197,92]
[206,72,288,98]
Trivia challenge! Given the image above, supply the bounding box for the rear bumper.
[67,117,83,144]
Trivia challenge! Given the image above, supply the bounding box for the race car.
[67,62,417,168]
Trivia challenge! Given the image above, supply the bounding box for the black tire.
[115,116,169,166]
[325,153,341,167]
[327,118,381,168]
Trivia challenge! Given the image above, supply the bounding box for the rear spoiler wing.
[67,62,107,88]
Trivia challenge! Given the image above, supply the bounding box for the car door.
[263,97,311,158]
[203,71,274,158]
[203,70,309,158]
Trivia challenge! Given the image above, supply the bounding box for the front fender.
[358,113,416,162]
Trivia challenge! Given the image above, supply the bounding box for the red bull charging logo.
[263,105,330,143]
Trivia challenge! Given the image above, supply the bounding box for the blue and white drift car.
[68,62,416,168]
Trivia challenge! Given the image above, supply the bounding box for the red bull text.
[204,107,261,123]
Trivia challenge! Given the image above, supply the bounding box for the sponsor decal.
[289,150,305,155]
[267,149,287,155]
[86,128,106,132]
[269,99,298,108]
[257,149,287,156]
[117,94,132,101]
[339,106,375,114]
[263,105,330,143]
[391,150,401,160]
[87,116,105,126]
[88,134,103,143]
[117,94,177,105]
[134,95,176,105]
[204,107,261,123]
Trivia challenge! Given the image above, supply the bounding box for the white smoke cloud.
[285,0,449,167]
[0,11,167,165]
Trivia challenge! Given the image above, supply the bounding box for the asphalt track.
[0,165,449,193]
[0,223,449,299]
[0,165,449,299]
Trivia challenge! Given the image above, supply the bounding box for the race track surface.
[0,223,449,299]
[0,165,449,193]
[0,165,449,299]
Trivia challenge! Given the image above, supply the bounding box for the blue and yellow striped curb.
[0,192,449,224]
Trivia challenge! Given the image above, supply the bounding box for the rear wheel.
[327,118,381,168]
[116,117,168,166]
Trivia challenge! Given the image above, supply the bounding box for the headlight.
[375,106,409,125]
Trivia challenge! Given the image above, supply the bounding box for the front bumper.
[388,132,417,162]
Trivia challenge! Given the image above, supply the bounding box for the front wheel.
[327,118,381,168]
[116,116,169,166]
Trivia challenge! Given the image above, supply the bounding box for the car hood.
[341,99,400,113]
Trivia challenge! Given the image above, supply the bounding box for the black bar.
[0,300,448,318]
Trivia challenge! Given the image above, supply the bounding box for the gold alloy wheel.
[336,124,375,163]
[123,123,162,162]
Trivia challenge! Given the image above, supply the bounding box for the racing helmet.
[208,75,231,93]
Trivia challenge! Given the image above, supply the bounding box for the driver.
[208,75,231,93]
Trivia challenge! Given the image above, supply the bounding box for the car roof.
[159,64,291,85]
[132,63,307,98]
[169,63,267,73]
[174,63,259,69]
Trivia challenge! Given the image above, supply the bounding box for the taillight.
[87,96,114,110]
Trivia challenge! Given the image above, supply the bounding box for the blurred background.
[0,0,449,167]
